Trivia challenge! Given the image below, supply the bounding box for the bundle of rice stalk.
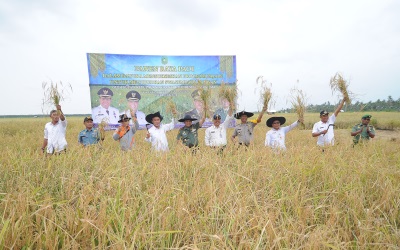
[196,81,212,118]
[289,89,307,127]
[98,118,108,140]
[329,72,352,104]
[42,81,72,114]
[256,76,272,111]
[165,98,177,117]
[218,82,237,110]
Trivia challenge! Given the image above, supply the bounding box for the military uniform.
[78,128,101,146]
[177,122,201,148]
[352,123,375,144]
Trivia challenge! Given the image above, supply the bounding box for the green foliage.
[280,96,400,113]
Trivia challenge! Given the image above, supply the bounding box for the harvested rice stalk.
[218,82,237,111]
[256,76,272,111]
[330,73,352,104]
[165,98,178,117]
[42,81,72,114]
[289,88,307,128]
[98,118,108,140]
[195,81,212,119]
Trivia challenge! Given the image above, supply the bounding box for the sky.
[0,0,399,115]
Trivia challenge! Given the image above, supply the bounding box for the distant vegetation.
[280,96,400,113]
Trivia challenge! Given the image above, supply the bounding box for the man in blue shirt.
[78,116,105,146]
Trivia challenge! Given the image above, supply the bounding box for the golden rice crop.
[289,88,307,127]
[98,118,108,139]
[164,98,178,117]
[42,81,72,114]
[196,80,212,118]
[256,76,273,111]
[0,113,399,248]
[218,82,237,110]
[330,72,352,104]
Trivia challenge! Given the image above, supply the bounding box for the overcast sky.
[1,0,399,115]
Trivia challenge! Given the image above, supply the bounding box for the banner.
[87,53,237,129]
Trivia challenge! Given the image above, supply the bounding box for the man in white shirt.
[92,87,120,124]
[205,107,233,149]
[42,105,67,155]
[312,99,345,146]
[265,116,303,150]
[145,111,177,152]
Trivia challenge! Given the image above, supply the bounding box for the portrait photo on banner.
[87,53,237,130]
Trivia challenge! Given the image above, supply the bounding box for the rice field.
[0,112,399,249]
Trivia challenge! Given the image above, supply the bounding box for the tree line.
[280,96,400,113]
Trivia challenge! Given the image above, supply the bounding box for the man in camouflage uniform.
[176,114,206,150]
[351,114,375,144]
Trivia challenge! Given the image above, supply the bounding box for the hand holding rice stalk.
[256,76,272,112]
[98,118,108,141]
[42,81,72,114]
[196,81,212,119]
[218,81,237,111]
[330,72,352,104]
[289,88,307,128]
[165,98,178,118]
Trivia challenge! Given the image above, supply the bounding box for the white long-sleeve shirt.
[145,119,175,151]
[205,115,233,147]
[265,121,299,150]
[312,114,336,146]
[44,118,67,153]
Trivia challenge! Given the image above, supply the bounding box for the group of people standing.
[41,97,376,155]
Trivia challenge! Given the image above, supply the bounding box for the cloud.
[137,0,221,30]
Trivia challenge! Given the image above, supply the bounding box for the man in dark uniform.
[176,113,206,150]
[351,114,375,144]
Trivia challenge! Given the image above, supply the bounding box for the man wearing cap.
[265,116,304,150]
[184,89,212,123]
[124,90,147,128]
[231,107,267,146]
[205,107,233,149]
[176,113,206,149]
[145,110,177,152]
[351,114,375,144]
[312,99,345,146]
[214,97,231,122]
[92,87,120,124]
[41,105,67,155]
[78,116,105,146]
[113,114,139,151]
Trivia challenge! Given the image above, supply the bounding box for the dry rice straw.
[42,81,72,114]
[196,81,212,118]
[218,82,237,110]
[289,89,307,127]
[256,76,272,111]
[329,72,352,104]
